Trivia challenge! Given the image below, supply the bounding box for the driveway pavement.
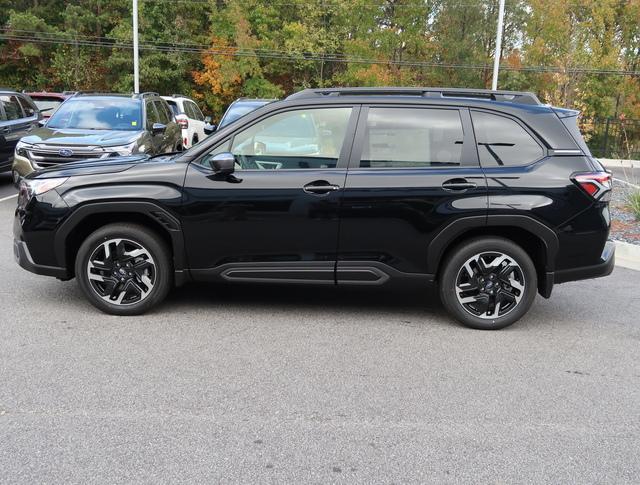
[0,195,639,483]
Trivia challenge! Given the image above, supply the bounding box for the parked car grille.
[26,145,110,169]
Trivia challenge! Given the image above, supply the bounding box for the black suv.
[12,92,181,179]
[0,90,41,172]
[13,87,614,329]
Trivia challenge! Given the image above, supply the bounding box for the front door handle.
[442,178,477,191]
[303,181,341,195]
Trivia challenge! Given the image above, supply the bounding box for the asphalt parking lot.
[0,179,639,483]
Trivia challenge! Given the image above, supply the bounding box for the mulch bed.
[610,180,640,244]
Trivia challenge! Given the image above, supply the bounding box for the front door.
[181,105,358,283]
[337,105,488,283]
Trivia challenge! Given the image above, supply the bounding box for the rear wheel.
[75,223,172,315]
[439,237,537,330]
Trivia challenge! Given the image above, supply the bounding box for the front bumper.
[13,238,70,280]
[554,240,615,284]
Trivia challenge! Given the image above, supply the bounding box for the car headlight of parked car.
[15,140,33,158]
[94,141,139,157]
[19,177,68,199]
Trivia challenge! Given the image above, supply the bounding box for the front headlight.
[15,140,33,158]
[98,141,139,157]
[20,177,69,198]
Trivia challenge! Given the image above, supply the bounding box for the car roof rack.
[286,87,542,106]
[72,91,130,97]
[170,93,187,98]
[134,92,160,98]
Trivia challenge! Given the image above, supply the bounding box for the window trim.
[470,108,547,168]
[348,104,479,170]
[192,105,360,172]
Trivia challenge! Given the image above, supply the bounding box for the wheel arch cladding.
[55,202,186,278]
[428,215,558,297]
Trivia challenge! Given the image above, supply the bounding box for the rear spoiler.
[552,107,580,119]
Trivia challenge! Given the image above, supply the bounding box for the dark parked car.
[0,90,41,172]
[25,91,72,119]
[12,92,182,179]
[216,98,275,130]
[13,87,614,329]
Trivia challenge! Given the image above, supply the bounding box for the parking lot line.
[0,194,17,202]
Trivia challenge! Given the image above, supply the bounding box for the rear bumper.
[554,240,615,284]
[13,238,70,280]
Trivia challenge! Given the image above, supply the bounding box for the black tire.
[439,237,537,330]
[75,223,172,316]
[192,134,199,147]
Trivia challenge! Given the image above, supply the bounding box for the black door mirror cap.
[152,122,167,135]
[211,152,235,175]
[204,123,217,135]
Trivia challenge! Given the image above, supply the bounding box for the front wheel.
[439,237,537,330]
[75,223,172,315]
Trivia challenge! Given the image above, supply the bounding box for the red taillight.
[572,171,612,200]
[176,117,188,129]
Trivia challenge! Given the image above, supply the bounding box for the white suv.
[161,95,209,149]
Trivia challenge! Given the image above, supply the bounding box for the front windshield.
[47,98,142,131]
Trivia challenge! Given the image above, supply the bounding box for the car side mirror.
[204,122,216,135]
[37,119,47,127]
[211,152,235,175]
[204,116,212,123]
[152,122,166,135]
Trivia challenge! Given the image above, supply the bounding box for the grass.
[628,191,640,221]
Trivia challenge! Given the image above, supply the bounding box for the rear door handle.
[0,127,9,134]
[442,178,477,191]
[303,181,341,195]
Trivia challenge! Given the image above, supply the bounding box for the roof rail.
[72,91,130,97]
[170,93,186,98]
[135,92,160,98]
[287,87,542,106]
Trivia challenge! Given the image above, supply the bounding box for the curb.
[599,158,640,169]
[614,240,640,272]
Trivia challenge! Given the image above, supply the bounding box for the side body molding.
[54,201,188,284]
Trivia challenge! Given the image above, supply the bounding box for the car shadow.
[168,281,445,315]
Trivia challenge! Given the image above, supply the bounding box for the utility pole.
[132,0,140,93]
[491,0,505,91]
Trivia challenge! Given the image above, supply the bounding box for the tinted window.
[187,101,204,121]
[219,101,269,128]
[47,98,142,130]
[166,100,180,116]
[230,108,352,170]
[183,101,195,119]
[360,108,463,168]
[471,111,544,166]
[0,95,24,120]
[17,96,36,117]
[145,101,160,127]
[154,100,171,124]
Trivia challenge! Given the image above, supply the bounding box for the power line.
[1,32,638,76]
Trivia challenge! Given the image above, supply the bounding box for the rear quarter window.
[471,111,545,167]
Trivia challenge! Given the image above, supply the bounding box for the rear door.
[336,105,487,282]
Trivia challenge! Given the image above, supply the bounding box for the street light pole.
[132,0,140,93]
[491,0,505,91]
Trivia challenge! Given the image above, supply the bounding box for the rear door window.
[154,100,171,124]
[358,107,464,168]
[17,96,36,117]
[0,95,24,120]
[471,111,544,166]
[145,101,160,128]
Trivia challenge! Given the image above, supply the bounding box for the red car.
[25,92,72,119]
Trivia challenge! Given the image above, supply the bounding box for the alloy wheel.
[455,251,525,320]
[86,238,156,306]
